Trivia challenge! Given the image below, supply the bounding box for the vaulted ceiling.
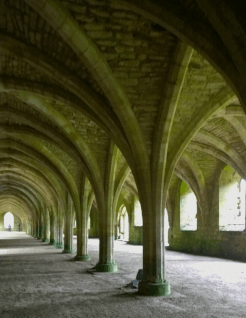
[0,0,245,224]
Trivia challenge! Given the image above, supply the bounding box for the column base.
[95,262,118,273]
[138,280,171,296]
[62,248,74,253]
[62,244,74,253]
[74,255,91,261]
[42,238,49,242]
[49,239,55,245]
[54,243,64,249]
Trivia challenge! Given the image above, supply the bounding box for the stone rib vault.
[0,0,246,296]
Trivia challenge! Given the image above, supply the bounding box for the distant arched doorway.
[134,200,143,226]
[4,212,14,230]
[164,208,170,246]
[118,206,129,242]
[180,181,197,231]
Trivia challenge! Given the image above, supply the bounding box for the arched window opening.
[164,208,170,246]
[118,206,129,242]
[240,179,246,223]
[4,212,14,229]
[219,166,245,231]
[134,200,143,226]
[88,216,90,230]
[180,181,197,231]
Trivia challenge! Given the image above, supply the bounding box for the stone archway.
[118,206,129,242]
[180,181,198,231]
[4,212,14,230]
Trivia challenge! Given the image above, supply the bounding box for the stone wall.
[169,229,246,261]
[129,224,143,245]
[169,165,246,261]
[219,166,244,231]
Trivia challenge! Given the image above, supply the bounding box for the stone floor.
[0,232,246,318]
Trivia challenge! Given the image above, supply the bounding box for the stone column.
[33,222,35,236]
[96,210,118,272]
[75,179,90,261]
[55,211,64,249]
[206,181,220,231]
[29,221,32,235]
[197,205,203,231]
[31,218,34,236]
[26,221,30,234]
[49,208,56,245]
[0,214,4,231]
[42,207,50,242]
[75,208,90,261]
[36,218,39,238]
[88,206,99,238]
[95,143,118,273]
[63,195,74,253]
[38,213,44,240]
[33,216,39,239]
[138,213,170,296]
[28,221,31,235]
[30,221,34,236]
[33,221,36,237]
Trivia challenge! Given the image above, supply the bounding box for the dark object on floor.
[136,269,144,281]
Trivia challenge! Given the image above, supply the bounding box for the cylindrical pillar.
[29,221,32,236]
[63,197,74,253]
[33,218,39,238]
[96,210,118,273]
[138,208,170,296]
[26,221,30,235]
[63,218,74,253]
[55,215,63,249]
[42,207,50,242]
[75,210,90,261]
[38,214,44,240]
[49,211,56,245]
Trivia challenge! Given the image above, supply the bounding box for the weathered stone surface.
[1,0,246,301]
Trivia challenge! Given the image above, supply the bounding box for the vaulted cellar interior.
[0,0,246,316]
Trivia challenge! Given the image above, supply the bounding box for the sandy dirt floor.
[0,232,246,318]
